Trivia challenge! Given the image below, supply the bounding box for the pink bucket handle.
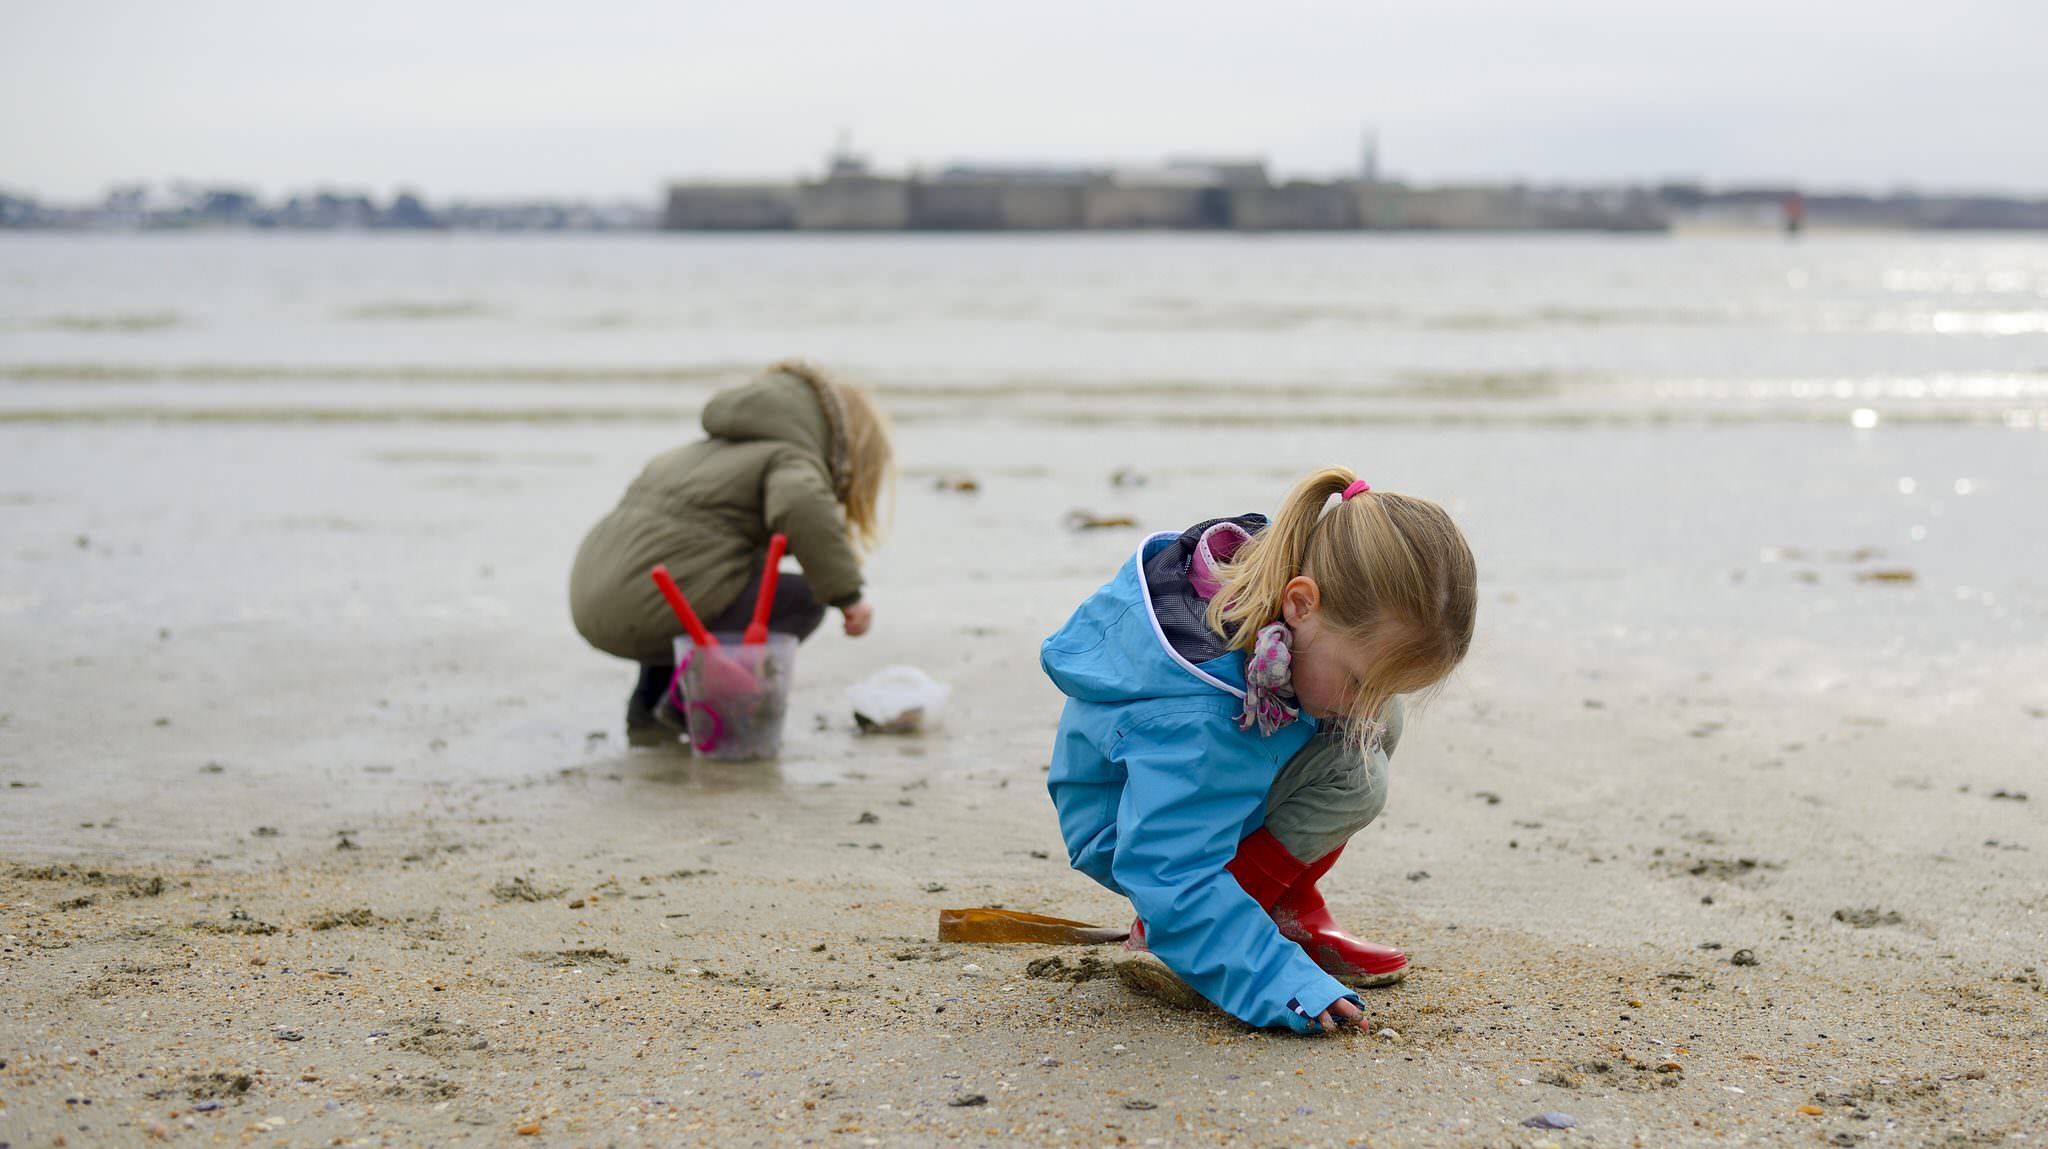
[686,701,725,752]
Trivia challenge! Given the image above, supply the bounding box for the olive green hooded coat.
[569,368,863,663]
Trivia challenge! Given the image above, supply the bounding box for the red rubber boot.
[1118,827,1316,1012]
[1124,826,1310,952]
[1125,831,1405,987]
[1269,844,1408,987]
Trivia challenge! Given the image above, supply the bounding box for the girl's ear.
[1279,576,1320,629]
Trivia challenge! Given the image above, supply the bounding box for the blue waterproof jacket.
[1041,528,1360,1032]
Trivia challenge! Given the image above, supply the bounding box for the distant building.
[909,165,1091,229]
[1081,181,1220,228]
[1382,184,1541,230]
[1230,182,1360,230]
[796,179,910,230]
[936,163,1095,185]
[1162,157,1271,188]
[911,181,1084,230]
[658,147,1683,233]
[387,191,436,229]
[769,145,904,230]
[663,184,798,230]
[656,158,1689,233]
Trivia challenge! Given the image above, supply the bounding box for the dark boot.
[626,664,684,746]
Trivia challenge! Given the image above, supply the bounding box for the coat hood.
[700,365,851,499]
[1040,531,1255,706]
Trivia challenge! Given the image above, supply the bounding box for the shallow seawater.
[1,231,2045,429]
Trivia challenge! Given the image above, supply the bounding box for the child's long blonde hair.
[1205,466,1476,741]
[769,359,893,551]
[836,382,892,550]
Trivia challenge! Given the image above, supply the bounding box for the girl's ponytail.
[1205,465,1478,748]
[1203,466,1359,648]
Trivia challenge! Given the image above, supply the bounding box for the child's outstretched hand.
[842,601,874,637]
[1317,997,1365,1034]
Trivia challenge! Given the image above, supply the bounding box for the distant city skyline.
[6,0,2047,201]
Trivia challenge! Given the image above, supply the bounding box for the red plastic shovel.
[648,565,756,698]
[742,533,788,646]
[650,565,717,650]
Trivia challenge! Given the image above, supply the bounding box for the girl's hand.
[842,601,874,637]
[1316,997,1365,1034]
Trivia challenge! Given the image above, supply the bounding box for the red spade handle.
[650,565,718,648]
[743,534,788,646]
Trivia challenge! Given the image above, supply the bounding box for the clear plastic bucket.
[671,633,798,761]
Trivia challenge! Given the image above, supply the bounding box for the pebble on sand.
[1521,1111,1577,1129]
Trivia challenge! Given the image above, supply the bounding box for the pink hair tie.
[1340,479,1371,501]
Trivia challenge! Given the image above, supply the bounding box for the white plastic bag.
[846,665,951,734]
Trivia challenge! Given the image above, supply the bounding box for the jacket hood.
[700,366,851,498]
[1040,531,1253,706]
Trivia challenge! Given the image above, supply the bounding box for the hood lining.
[1134,532,1246,701]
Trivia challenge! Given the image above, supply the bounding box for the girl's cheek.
[1296,667,1329,715]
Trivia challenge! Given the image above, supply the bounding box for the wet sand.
[3,416,2045,1147]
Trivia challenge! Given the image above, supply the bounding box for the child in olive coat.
[569,361,892,738]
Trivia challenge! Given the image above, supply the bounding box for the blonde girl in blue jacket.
[1040,467,1477,1034]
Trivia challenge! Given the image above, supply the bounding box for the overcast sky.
[6,0,2045,202]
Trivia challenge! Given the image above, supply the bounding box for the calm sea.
[2,232,2045,427]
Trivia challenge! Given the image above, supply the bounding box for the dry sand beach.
[3,235,2046,1147]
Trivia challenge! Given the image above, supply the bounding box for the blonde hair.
[1205,466,1476,743]
[835,379,893,550]
[767,359,894,552]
